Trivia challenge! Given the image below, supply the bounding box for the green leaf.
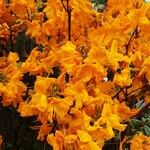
[145,118,150,126]
[130,119,141,128]
[143,125,150,136]
[141,117,147,122]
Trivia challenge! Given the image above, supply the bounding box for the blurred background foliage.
[91,0,107,4]
[91,0,107,12]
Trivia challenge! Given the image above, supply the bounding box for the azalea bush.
[0,0,150,149]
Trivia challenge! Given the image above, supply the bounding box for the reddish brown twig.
[60,0,72,41]
[125,26,138,55]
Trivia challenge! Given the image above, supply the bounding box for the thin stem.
[124,87,128,101]
[0,42,8,54]
[9,28,14,52]
[60,0,67,11]
[125,26,138,55]
[60,0,72,41]
[26,7,32,21]
[127,85,149,97]
[112,87,125,100]
[68,9,72,41]
[43,142,47,150]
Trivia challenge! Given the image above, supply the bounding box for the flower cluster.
[0,0,150,149]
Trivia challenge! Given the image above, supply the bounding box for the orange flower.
[96,102,126,138]
[34,76,58,95]
[131,133,150,150]
[30,92,48,112]
[0,53,26,106]
[7,52,19,63]
[37,123,51,141]
[106,40,130,71]
[2,1,150,150]
[139,56,150,84]
[84,45,109,71]
[21,48,50,75]
[0,0,5,16]
[0,80,26,106]
[18,92,48,116]
[63,80,89,109]
[34,75,66,97]
[77,130,103,150]
[47,130,77,150]
[47,97,72,122]
[26,21,41,38]
[113,67,132,87]
[0,135,3,146]
[11,0,36,18]
[59,41,82,73]
[118,102,139,121]
[70,0,93,13]
[47,130,64,150]
[0,135,3,149]
[18,101,35,117]
[64,108,84,133]
[145,95,150,103]
[72,63,106,83]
